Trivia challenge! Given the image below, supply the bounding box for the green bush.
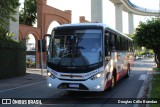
[0,39,26,79]
[150,74,160,107]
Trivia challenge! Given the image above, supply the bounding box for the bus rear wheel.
[125,64,130,78]
[125,69,130,78]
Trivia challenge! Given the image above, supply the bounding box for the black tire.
[125,69,130,78]
[125,64,130,78]
[109,74,116,90]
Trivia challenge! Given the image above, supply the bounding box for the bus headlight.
[90,71,104,80]
[47,72,56,79]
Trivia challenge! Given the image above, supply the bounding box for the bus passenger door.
[113,34,124,79]
[104,30,112,83]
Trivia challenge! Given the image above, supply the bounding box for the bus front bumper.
[47,77,105,92]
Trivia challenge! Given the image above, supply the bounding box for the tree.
[0,0,19,38]
[126,34,137,49]
[19,0,37,26]
[134,18,160,68]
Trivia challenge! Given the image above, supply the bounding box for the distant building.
[26,43,36,63]
[26,43,35,51]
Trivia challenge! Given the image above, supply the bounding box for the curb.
[133,62,154,107]
[133,72,151,107]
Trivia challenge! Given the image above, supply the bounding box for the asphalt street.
[0,58,155,107]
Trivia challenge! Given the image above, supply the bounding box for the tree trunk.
[155,53,160,68]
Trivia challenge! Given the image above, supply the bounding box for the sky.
[46,0,159,34]
[19,0,159,42]
[130,0,160,10]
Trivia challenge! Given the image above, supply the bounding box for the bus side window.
[115,35,121,51]
[105,30,111,61]
[108,34,113,50]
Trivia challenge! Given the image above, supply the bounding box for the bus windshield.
[47,28,103,72]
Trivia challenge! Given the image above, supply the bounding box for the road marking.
[139,74,146,80]
[0,81,46,93]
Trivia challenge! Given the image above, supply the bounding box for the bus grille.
[58,78,87,81]
[57,83,89,90]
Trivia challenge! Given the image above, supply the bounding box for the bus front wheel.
[109,74,116,90]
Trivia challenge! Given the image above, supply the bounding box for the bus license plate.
[69,84,79,88]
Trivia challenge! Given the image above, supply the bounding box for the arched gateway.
[19,0,71,68]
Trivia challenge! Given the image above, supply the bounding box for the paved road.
[0,58,155,107]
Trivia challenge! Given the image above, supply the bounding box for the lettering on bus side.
[51,70,57,75]
[83,70,99,78]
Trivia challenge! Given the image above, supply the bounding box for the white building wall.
[91,0,103,23]
[115,3,123,32]
[128,12,134,34]
[8,7,19,41]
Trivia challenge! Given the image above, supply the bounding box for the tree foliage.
[0,0,19,26]
[126,34,138,49]
[134,18,160,67]
[0,0,19,38]
[19,0,37,26]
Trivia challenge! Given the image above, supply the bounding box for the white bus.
[46,23,134,91]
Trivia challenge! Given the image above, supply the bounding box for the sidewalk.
[0,68,47,92]
[137,58,160,107]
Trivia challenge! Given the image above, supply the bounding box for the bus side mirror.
[44,34,51,39]
[38,39,46,52]
[38,34,52,52]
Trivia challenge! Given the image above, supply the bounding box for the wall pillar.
[37,0,47,39]
[79,16,89,23]
[91,0,103,23]
[128,12,134,34]
[8,7,19,41]
[115,3,123,32]
[37,0,47,68]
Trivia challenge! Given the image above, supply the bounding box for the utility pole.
[40,39,43,77]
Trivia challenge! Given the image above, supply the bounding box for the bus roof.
[55,23,109,29]
[54,23,133,41]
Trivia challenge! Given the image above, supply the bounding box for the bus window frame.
[104,29,112,61]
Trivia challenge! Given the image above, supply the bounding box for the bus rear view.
[47,24,105,91]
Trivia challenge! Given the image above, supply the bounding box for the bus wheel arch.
[110,69,117,90]
[128,63,131,71]
[125,63,130,78]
